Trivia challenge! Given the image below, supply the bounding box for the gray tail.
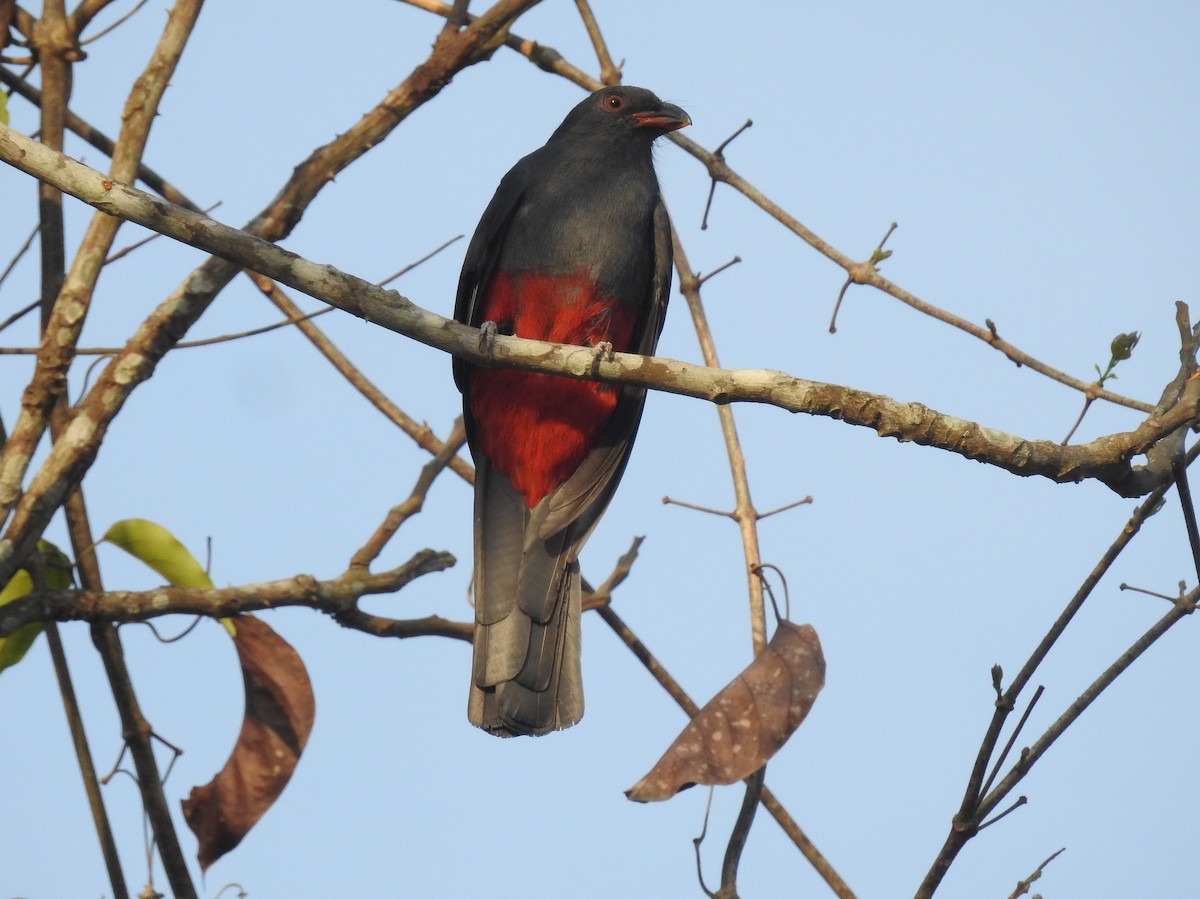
[468,464,584,737]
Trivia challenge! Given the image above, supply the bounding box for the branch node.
[700,119,753,229]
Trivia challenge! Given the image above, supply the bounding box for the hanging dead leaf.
[626,621,824,803]
[181,616,315,870]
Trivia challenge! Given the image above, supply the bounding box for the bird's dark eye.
[604,94,624,111]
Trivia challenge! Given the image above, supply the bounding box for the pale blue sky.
[3,2,1199,897]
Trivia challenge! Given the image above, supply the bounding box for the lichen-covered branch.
[1,122,1188,521]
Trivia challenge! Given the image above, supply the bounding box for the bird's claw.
[592,341,615,363]
[479,320,498,356]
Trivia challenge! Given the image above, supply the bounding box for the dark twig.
[1171,454,1200,584]
[979,685,1044,799]
[0,221,39,289]
[982,575,1197,815]
[662,495,735,518]
[581,535,643,609]
[757,496,813,520]
[672,232,768,653]
[29,2,133,894]
[0,307,345,356]
[376,234,463,287]
[1118,582,1180,603]
[829,222,897,334]
[461,10,1155,412]
[0,297,40,335]
[717,766,765,899]
[693,787,718,899]
[977,795,1026,831]
[701,119,752,230]
[0,66,203,207]
[248,271,477,483]
[350,418,468,569]
[43,620,129,898]
[78,0,151,46]
[696,255,742,287]
[917,446,1197,897]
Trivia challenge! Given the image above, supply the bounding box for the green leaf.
[1110,331,1140,362]
[0,540,74,675]
[102,518,213,589]
[0,570,41,675]
[0,91,9,126]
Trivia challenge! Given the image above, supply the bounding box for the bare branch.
[673,232,767,653]
[1007,847,1065,899]
[0,549,463,639]
[351,418,468,569]
[0,0,204,546]
[0,0,543,582]
[573,0,620,84]
[409,7,1153,415]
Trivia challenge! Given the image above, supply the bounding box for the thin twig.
[718,766,765,898]
[423,1,1156,409]
[0,66,204,207]
[757,496,813,520]
[696,255,742,287]
[829,222,897,333]
[1172,454,1200,583]
[1060,394,1096,445]
[976,795,1027,831]
[693,787,718,899]
[376,234,463,287]
[0,221,39,289]
[581,535,644,608]
[672,231,768,654]
[78,0,150,46]
[250,272,476,483]
[1007,847,1065,899]
[701,120,752,230]
[350,418,468,569]
[43,622,129,898]
[4,129,1189,510]
[917,445,1198,897]
[662,495,735,518]
[0,297,40,335]
[1118,582,1179,603]
[979,685,1044,799]
[1,1,546,585]
[573,0,620,84]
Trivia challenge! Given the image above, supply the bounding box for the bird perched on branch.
[454,86,690,736]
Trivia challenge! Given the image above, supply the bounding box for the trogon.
[453,86,690,736]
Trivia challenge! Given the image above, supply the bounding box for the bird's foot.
[591,341,614,363]
[479,320,498,356]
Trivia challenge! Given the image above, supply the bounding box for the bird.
[453,86,690,736]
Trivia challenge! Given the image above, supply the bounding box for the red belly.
[468,270,637,507]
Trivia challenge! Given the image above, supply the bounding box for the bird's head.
[551,86,690,144]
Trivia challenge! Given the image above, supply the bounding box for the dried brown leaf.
[181,616,315,869]
[626,621,824,803]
